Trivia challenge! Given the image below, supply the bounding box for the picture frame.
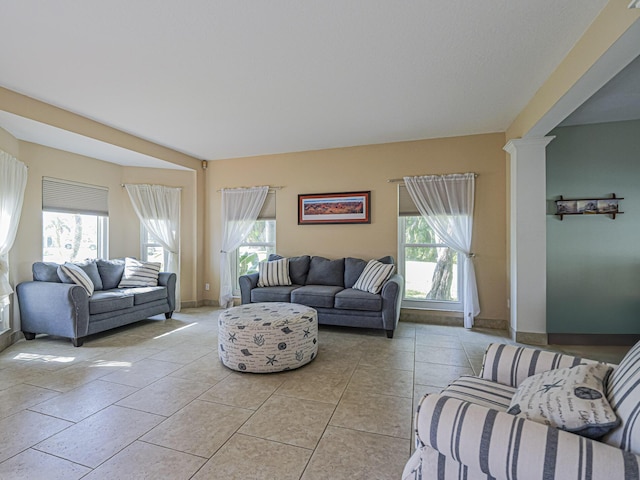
[298,191,371,225]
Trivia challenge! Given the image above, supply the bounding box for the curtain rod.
[216,186,284,193]
[121,183,183,190]
[387,173,478,183]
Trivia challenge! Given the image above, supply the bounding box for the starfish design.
[537,380,563,394]
[228,332,237,343]
[303,328,311,338]
[266,355,278,366]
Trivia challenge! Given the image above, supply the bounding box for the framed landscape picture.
[298,191,371,225]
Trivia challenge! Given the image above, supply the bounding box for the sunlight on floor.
[153,322,197,339]
[12,352,75,363]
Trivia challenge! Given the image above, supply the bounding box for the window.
[233,219,276,294]
[42,177,109,263]
[398,183,462,311]
[141,226,166,270]
[398,216,461,310]
[43,211,107,263]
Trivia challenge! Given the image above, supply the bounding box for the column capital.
[504,136,555,155]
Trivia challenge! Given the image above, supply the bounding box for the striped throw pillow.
[257,258,291,287]
[60,263,94,296]
[118,257,161,287]
[352,259,395,294]
[602,340,640,454]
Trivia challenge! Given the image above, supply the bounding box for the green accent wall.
[547,119,640,334]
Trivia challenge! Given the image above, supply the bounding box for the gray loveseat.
[16,259,176,347]
[239,255,403,338]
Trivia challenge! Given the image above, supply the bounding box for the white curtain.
[219,186,268,308]
[404,173,479,328]
[124,184,181,312]
[0,150,28,307]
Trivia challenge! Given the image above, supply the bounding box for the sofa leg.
[71,338,84,347]
[23,332,36,341]
[386,329,394,339]
[165,311,173,319]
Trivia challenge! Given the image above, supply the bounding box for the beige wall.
[1,127,200,339]
[207,133,508,322]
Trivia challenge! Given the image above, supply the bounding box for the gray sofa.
[16,259,176,347]
[239,254,403,338]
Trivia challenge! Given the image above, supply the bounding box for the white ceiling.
[0,0,612,165]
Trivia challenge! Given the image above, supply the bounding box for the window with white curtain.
[42,178,109,263]
[232,191,276,296]
[398,185,462,311]
[141,225,166,270]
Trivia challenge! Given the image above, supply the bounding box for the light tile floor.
[0,307,631,479]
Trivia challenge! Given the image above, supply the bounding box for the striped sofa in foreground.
[403,342,640,480]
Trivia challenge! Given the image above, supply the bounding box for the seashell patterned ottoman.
[218,302,318,373]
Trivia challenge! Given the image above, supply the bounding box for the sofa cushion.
[118,257,161,287]
[440,375,516,411]
[507,362,618,439]
[291,285,343,308]
[269,254,311,285]
[97,258,126,290]
[257,258,291,287]
[32,262,62,283]
[89,291,134,315]
[306,256,344,287]
[353,259,395,294]
[120,286,168,305]
[334,288,382,312]
[57,260,103,291]
[603,340,640,453]
[59,263,95,296]
[251,285,301,303]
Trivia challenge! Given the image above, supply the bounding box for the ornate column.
[503,137,554,345]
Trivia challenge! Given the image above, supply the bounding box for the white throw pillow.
[118,257,161,287]
[507,362,619,439]
[352,259,395,294]
[257,258,291,287]
[60,263,94,296]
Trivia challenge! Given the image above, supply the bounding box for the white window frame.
[140,224,167,269]
[232,219,276,296]
[398,216,463,312]
[42,211,109,263]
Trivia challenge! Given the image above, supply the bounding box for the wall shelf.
[555,194,623,220]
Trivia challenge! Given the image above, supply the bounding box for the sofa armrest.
[416,393,640,480]
[239,272,259,304]
[479,343,599,388]
[158,272,177,312]
[380,273,403,332]
[16,281,90,339]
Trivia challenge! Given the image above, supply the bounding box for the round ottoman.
[218,302,318,373]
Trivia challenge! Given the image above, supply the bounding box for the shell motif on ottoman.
[218,302,318,373]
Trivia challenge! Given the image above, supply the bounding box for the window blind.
[257,191,276,220]
[398,185,420,217]
[42,177,109,216]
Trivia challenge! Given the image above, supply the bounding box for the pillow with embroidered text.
[507,362,618,439]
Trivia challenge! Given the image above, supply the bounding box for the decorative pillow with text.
[507,362,619,439]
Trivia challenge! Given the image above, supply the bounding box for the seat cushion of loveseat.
[334,288,382,311]
[291,285,344,308]
[89,291,134,314]
[121,286,168,305]
[251,285,302,303]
